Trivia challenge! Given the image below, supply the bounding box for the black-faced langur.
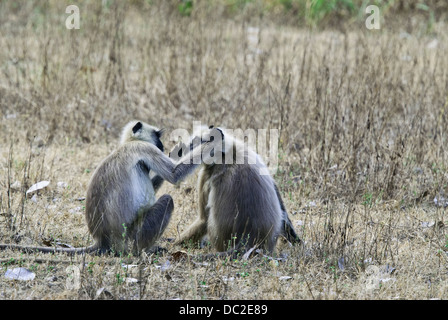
[170,126,301,259]
[0,121,212,255]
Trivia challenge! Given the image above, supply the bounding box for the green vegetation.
[126,0,446,29]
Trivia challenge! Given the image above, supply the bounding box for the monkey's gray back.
[85,142,156,249]
[205,160,283,252]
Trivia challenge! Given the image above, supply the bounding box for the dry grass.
[1,0,448,300]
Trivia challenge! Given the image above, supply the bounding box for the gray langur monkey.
[0,121,212,256]
[170,126,300,258]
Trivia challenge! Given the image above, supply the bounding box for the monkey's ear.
[132,122,143,134]
[156,128,165,138]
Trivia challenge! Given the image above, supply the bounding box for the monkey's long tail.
[0,243,99,256]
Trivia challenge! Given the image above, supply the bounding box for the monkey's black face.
[152,127,165,152]
[169,127,224,162]
[156,139,164,152]
[152,132,164,152]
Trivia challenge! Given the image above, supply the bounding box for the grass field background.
[0,0,448,299]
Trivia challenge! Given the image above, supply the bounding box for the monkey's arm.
[135,142,209,185]
[174,171,210,246]
[174,216,208,246]
[135,127,219,184]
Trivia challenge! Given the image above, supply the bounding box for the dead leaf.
[26,181,50,195]
[124,277,139,284]
[4,268,36,281]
